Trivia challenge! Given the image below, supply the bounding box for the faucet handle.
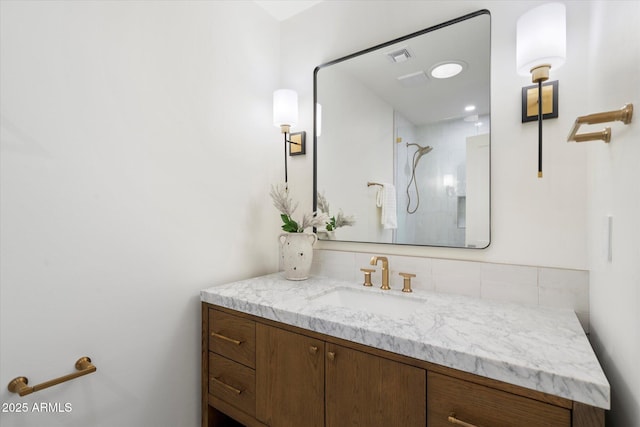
[399,272,416,293]
[360,268,376,287]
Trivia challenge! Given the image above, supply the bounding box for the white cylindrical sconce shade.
[273,89,298,128]
[516,3,566,76]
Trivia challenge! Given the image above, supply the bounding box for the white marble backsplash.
[310,249,590,332]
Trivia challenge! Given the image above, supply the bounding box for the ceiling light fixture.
[430,61,466,79]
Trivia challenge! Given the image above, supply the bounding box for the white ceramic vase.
[279,232,317,280]
[317,230,336,240]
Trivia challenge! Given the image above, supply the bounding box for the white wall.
[585,2,640,426]
[282,0,591,270]
[316,66,393,243]
[0,1,281,426]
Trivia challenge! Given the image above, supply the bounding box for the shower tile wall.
[395,113,490,246]
[310,249,590,332]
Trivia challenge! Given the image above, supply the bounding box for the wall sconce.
[517,2,566,178]
[273,89,306,187]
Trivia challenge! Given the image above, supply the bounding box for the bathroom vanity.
[201,274,609,427]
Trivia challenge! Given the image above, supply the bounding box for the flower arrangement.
[270,184,329,233]
[317,192,355,231]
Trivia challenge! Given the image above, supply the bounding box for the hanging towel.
[376,183,397,229]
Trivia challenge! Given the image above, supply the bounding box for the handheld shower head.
[407,143,433,161]
[405,143,433,214]
[418,145,433,156]
[407,142,432,153]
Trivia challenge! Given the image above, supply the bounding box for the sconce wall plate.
[522,80,558,123]
[289,131,306,156]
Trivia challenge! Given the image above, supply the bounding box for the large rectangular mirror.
[313,10,490,248]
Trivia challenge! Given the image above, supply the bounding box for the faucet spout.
[370,256,390,290]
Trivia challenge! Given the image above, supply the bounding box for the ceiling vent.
[397,71,428,87]
[386,48,412,63]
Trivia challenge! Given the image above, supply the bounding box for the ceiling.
[317,12,491,126]
[254,1,323,21]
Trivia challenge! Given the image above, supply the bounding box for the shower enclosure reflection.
[394,112,490,247]
[314,10,491,248]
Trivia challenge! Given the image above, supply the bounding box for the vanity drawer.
[209,352,256,417]
[427,371,570,427]
[209,308,256,368]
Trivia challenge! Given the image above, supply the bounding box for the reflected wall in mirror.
[313,10,490,248]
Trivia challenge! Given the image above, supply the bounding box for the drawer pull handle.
[327,351,335,361]
[212,377,242,395]
[448,413,479,427]
[211,332,243,345]
[309,346,318,354]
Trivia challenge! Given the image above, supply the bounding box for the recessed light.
[430,61,466,79]
[465,105,476,112]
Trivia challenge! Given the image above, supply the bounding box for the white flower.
[270,184,329,233]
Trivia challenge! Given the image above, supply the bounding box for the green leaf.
[280,214,300,233]
[326,216,336,231]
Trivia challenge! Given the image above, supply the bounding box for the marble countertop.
[201,273,610,409]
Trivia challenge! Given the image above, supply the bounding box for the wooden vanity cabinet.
[203,303,604,427]
[255,323,325,427]
[255,324,426,427]
[204,307,262,427]
[204,305,425,427]
[325,342,426,427]
[427,371,570,427]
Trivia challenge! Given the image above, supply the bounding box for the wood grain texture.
[256,323,325,427]
[209,396,269,427]
[325,343,426,427]
[427,371,570,427]
[573,401,605,427]
[202,303,210,427]
[209,353,256,417]
[210,309,256,369]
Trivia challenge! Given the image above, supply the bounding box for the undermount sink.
[308,287,426,319]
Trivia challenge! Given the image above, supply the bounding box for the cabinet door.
[325,343,426,427]
[255,324,324,427]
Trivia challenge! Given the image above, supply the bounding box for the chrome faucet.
[370,256,390,290]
